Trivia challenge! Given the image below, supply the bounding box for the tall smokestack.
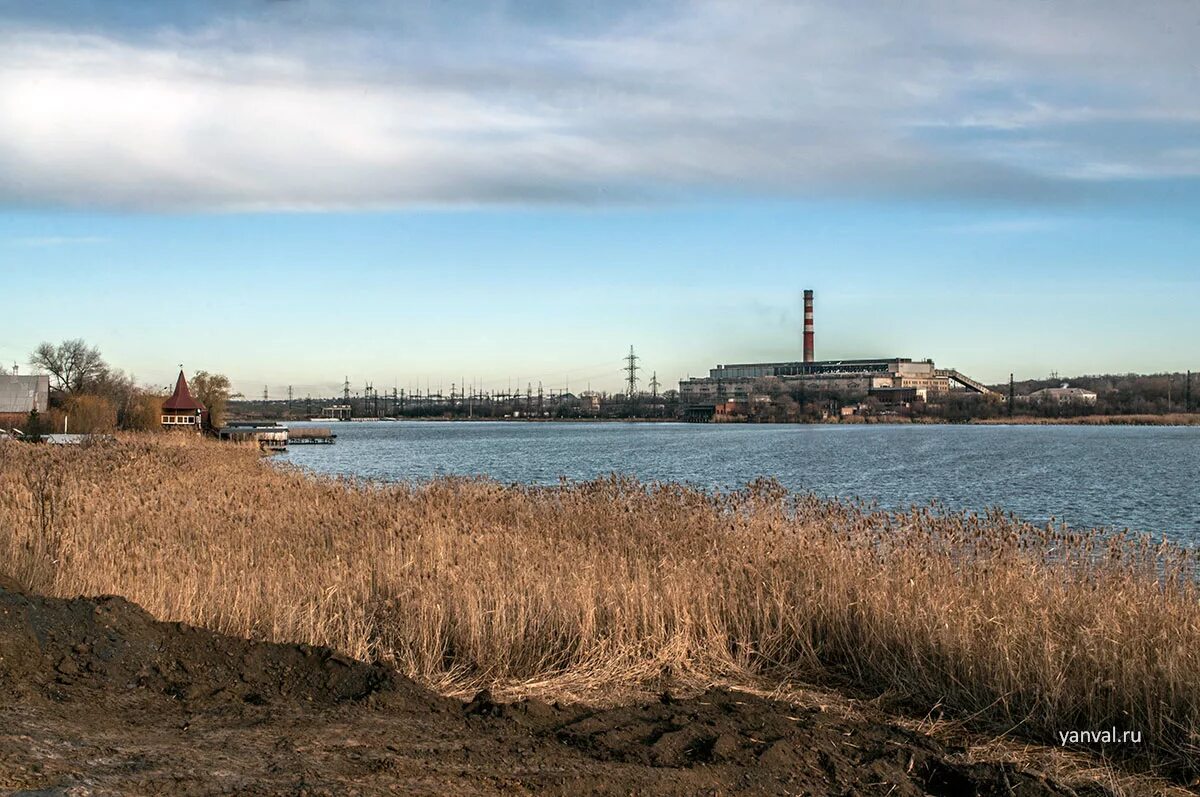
[803,289,814,362]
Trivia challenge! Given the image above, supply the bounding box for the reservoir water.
[278,421,1200,541]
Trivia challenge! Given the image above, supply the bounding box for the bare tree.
[191,371,232,428]
[90,368,137,422]
[30,339,108,394]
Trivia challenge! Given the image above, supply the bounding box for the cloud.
[7,235,108,247]
[0,0,1197,211]
[936,218,1061,235]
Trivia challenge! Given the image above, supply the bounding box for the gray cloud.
[0,0,1197,210]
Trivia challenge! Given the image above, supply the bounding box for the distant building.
[682,289,994,412]
[320,404,352,421]
[869,386,922,404]
[579,391,602,412]
[161,370,208,431]
[0,374,51,429]
[713,400,749,422]
[1027,384,1098,405]
[680,358,992,404]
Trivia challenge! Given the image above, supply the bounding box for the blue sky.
[0,1,1197,396]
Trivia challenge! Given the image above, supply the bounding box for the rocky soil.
[0,585,1170,796]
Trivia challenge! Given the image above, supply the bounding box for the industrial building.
[679,290,994,406]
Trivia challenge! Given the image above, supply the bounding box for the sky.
[0,0,1197,397]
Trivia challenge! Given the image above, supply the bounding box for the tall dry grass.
[1,435,1198,774]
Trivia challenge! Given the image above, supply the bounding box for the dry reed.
[1,435,1197,775]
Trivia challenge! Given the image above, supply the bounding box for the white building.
[0,374,51,418]
[1027,384,1098,405]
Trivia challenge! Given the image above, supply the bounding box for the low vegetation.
[2,436,1198,777]
[972,413,1200,426]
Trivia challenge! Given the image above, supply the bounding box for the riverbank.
[970,413,1200,426]
[270,412,1200,426]
[3,435,1198,789]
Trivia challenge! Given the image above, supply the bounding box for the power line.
[624,345,640,397]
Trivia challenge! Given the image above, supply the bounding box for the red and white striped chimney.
[803,289,814,362]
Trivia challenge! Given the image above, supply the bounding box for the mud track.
[0,586,1130,795]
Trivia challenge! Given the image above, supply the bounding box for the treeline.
[738,379,865,422]
[899,371,1199,423]
[999,372,1198,416]
[6,339,231,436]
[729,371,1198,424]
[229,392,680,421]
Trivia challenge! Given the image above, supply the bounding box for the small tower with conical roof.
[161,370,208,431]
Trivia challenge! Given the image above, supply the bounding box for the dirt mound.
[0,586,1147,795]
[0,585,418,707]
[465,689,1114,797]
[556,691,1110,796]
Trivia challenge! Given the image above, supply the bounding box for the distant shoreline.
[967,413,1200,426]
[253,413,1200,427]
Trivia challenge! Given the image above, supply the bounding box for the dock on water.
[218,422,289,452]
[288,427,337,445]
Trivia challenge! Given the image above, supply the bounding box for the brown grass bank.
[972,413,1200,426]
[1,435,1198,777]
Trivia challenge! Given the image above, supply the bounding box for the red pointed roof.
[162,370,206,412]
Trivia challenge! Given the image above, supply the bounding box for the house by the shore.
[1027,384,1098,405]
[161,370,208,431]
[0,373,50,430]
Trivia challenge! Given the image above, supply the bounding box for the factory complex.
[679,290,995,408]
[679,357,992,402]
